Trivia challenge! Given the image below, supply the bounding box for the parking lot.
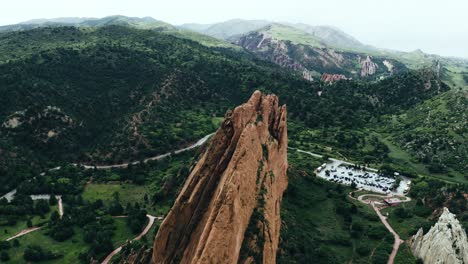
[316,159,411,195]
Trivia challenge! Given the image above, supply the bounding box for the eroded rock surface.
[320,73,348,83]
[360,55,378,77]
[152,90,288,264]
[409,207,468,264]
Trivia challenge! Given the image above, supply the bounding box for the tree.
[108,200,124,216]
[35,200,50,215]
[12,240,20,247]
[49,195,57,206]
[0,241,10,250]
[0,251,10,261]
[24,245,45,261]
[27,219,33,228]
[50,211,60,223]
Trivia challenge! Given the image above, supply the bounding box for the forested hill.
[0,25,448,193]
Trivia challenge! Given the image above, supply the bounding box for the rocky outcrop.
[118,244,153,264]
[152,91,288,264]
[359,55,378,77]
[409,207,468,264]
[320,73,348,83]
[383,60,394,73]
[234,31,312,81]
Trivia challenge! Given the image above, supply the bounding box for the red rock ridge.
[152,90,288,264]
[320,73,348,83]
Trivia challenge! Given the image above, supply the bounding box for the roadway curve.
[101,214,156,264]
[78,133,214,170]
[349,191,411,264]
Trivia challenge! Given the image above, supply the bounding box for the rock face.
[409,208,468,264]
[235,31,311,80]
[360,55,378,77]
[152,91,288,264]
[233,27,406,80]
[320,73,348,83]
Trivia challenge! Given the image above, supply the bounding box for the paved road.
[78,133,214,170]
[101,214,157,264]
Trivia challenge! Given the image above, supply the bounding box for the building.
[384,198,402,206]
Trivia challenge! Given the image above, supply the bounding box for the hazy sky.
[1,0,467,58]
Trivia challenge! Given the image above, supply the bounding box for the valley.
[0,14,466,264]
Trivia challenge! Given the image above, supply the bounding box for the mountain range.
[0,15,466,264]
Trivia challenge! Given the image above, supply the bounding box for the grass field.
[3,215,141,263]
[82,183,160,214]
[444,65,468,90]
[394,243,417,264]
[6,228,89,263]
[266,24,324,47]
[0,205,58,241]
[375,132,466,184]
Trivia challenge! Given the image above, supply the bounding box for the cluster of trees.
[80,216,115,262]
[24,245,61,262]
[0,239,20,261]
[0,194,51,227]
[48,212,74,241]
[410,177,467,222]
[17,165,87,195]
[126,202,148,234]
[389,92,467,175]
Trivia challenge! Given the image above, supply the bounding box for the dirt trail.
[6,227,42,241]
[101,214,156,264]
[57,195,63,218]
[371,202,404,264]
[349,191,410,264]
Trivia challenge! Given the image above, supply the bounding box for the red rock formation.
[152,90,288,264]
[320,73,348,83]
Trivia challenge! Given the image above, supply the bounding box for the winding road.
[1,134,213,244]
[101,214,157,264]
[77,133,214,170]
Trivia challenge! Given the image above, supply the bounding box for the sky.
[1,0,467,58]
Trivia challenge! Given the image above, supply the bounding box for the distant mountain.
[231,23,407,80]
[286,23,375,52]
[20,17,96,24]
[0,15,176,32]
[0,16,240,50]
[179,19,270,39]
[179,19,372,52]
